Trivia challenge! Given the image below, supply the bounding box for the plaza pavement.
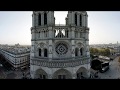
[97,56,120,79]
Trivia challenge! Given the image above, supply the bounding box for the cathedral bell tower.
[67,11,88,27]
[31,11,55,61]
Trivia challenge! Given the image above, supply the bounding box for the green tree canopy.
[90,47,110,56]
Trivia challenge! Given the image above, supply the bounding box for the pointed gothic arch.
[76,67,88,79]
[39,48,41,56]
[35,68,48,79]
[77,42,85,48]
[66,30,69,38]
[44,48,48,57]
[75,48,79,56]
[52,69,72,79]
[80,47,84,56]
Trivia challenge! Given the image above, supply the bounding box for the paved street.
[98,56,120,79]
[0,67,6,79]
[0,66,30,79]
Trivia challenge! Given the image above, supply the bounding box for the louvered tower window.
[38,14,41,25]
[44,13,47,25]
[75,13,77,26]
[80,14,82,26]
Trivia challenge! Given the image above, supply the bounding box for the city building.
[0,44,30,70]
[30,11,90,79]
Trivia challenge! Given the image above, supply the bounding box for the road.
[0,65,30,79]
[0,67,6,79]
[98,56,120,79]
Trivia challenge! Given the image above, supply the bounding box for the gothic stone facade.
[30,11,90,79]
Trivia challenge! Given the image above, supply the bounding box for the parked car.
[99,66,109,73]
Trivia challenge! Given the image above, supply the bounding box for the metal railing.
[55,24,66,26]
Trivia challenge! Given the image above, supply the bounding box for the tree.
[98,48,110,56]
[104,48,110,56]
[90,48,99,55]
[90,48,94,54]
[91,60,102,70]
[90,47,110,57]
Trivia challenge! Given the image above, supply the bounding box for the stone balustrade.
[30,57,90,68]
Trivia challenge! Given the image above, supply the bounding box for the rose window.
[55,43,68,55]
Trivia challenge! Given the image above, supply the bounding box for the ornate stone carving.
[49,49,52,54]
[31,57,90,68]
[31,49,34,53]
[55,43,68,55]
[35,42,38,45]
[77,42,84,48]
[46,41,49,45]
[40,43,44,48]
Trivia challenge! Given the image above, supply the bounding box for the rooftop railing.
[55,24,66,26]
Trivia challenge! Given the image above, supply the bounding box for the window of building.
[75,13,77,26]
[39,32,40,38]
[44,13,47,25]
[44,31,46,38]
[39,49,41,56]
[44,48,47,57]
[66,30,68,38]
[55,43,68,55]
[80,14,82,26]
[38,14,41,25]
[75,48,79,56]
[80,48,83,56]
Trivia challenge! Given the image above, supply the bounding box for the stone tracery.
[55,43,68,55]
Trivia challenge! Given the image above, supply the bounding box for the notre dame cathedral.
[30,11,90,79]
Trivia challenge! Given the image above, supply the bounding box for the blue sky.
[0,11,120,45]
